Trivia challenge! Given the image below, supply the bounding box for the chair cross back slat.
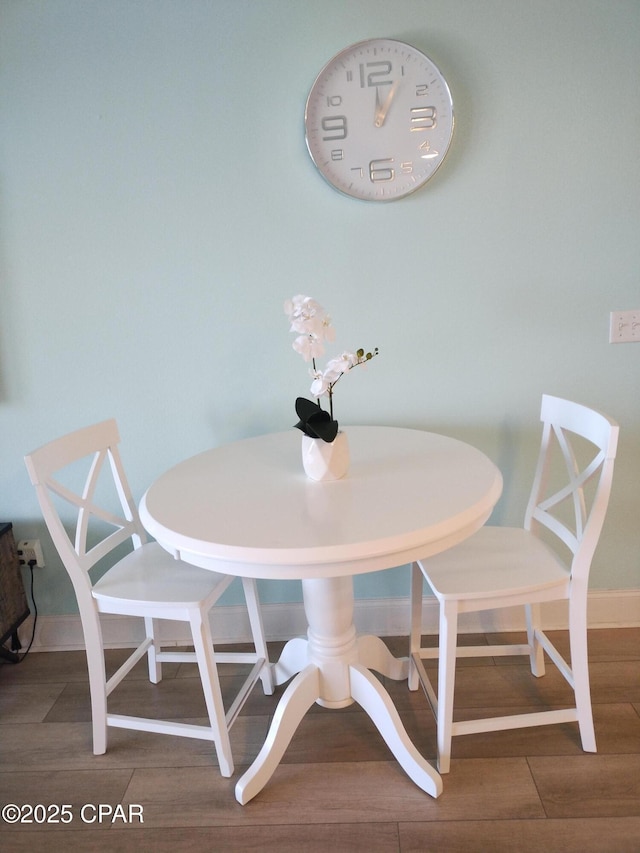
[531,435,607,556]
[38,446,142,573]
[526,404,615,562]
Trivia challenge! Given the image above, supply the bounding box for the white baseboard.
[15,589,640,653]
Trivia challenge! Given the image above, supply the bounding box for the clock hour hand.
[374,81,398,127]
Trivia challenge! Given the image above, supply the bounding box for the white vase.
[301,431,350,482]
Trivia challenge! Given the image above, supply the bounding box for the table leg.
[235,663,320,805]
[235,575,441,804]
[272,636,309,686]
[349,663,442,797]
[356,634,409,681]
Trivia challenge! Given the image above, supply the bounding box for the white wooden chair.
[24,419,274,777]
[409,395,619,774]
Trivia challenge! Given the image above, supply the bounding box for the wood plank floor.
[1,627,639,852]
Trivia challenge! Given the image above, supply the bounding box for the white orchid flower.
[309,369,330,398]
[319,313,336,343]
[324,351,358,382]
[292,332,325,362]
[285,296,335,342]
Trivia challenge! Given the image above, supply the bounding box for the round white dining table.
[139,426,503,804]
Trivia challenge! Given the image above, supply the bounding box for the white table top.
[139,426,503,579]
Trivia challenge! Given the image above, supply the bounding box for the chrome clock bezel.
[304,38,454,202]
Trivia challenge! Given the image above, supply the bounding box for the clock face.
[304,39,454,202]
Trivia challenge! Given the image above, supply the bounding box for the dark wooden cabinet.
[0,522,30,662]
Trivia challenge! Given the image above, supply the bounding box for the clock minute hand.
[375,81,399,127]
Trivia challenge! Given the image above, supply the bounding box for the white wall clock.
[304,38,454,202]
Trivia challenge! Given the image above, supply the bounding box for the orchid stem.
[312,357,324,410]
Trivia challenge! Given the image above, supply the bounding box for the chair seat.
[92,542,231,609]
[419,526,570,601]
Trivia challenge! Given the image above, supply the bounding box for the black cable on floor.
[0,561,38,663]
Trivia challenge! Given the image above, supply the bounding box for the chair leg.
[568,596,596,752]
[190,608,234,777]
[525,603,545,677]
[144,616,162,684]
[241,576,274,695]
[436,599,459,774]
[80,609,109,755]
[408,562,424,692]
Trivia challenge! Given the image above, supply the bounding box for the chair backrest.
[24,420,146,600]
[524,395,619,582]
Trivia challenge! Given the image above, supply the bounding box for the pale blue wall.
[1,0,638,614]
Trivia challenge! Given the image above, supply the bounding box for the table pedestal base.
[235,577,442,804]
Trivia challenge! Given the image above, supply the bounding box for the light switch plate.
[609,310,640,343]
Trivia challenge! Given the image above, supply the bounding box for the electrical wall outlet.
[17,539,45,568]
[609,310,640,343]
